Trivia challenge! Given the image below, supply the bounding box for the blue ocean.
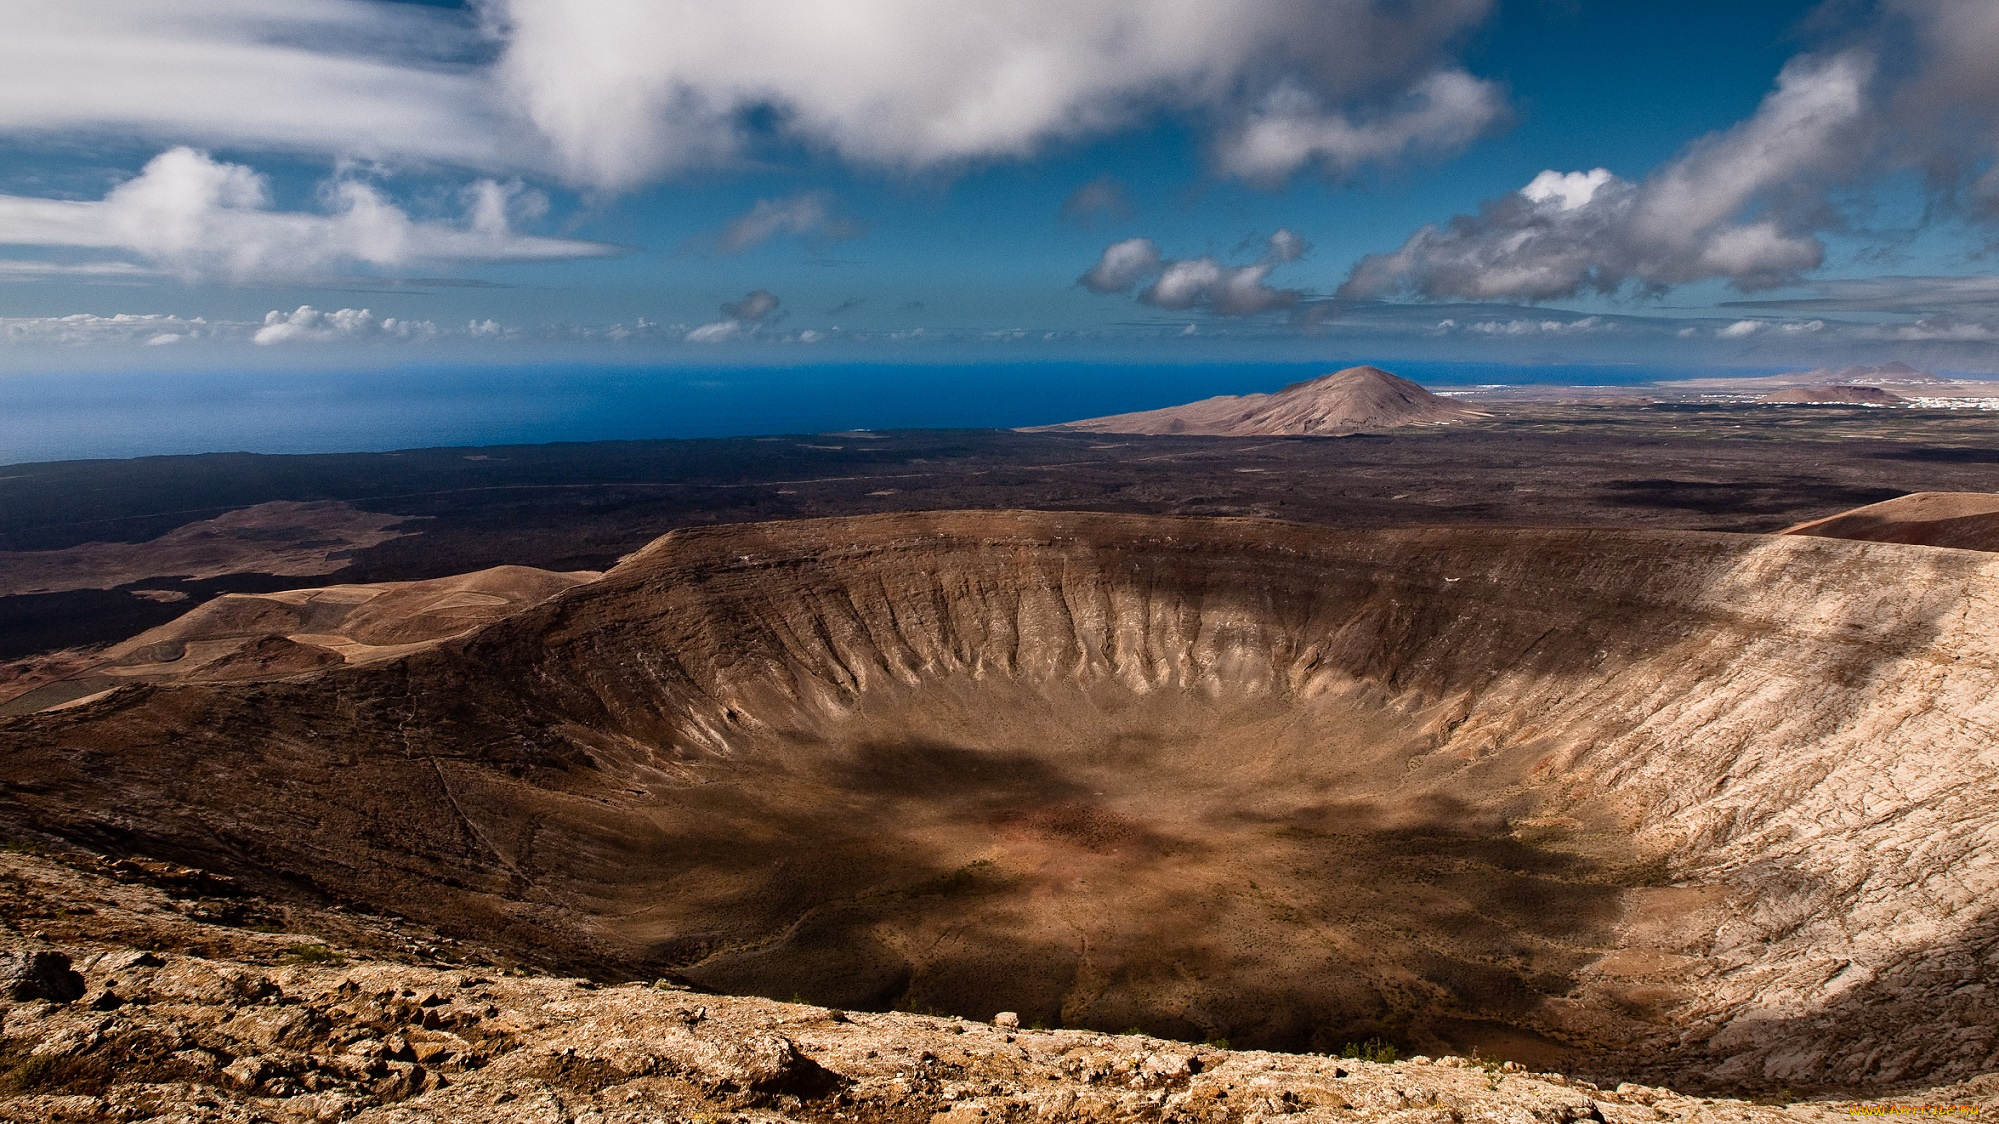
[0,360,1691,467]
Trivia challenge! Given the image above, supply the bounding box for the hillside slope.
[1783,491,1999,551]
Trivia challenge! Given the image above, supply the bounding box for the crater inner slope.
[3,511,1995,1088]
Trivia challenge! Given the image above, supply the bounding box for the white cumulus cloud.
[1,312,212,346]
[1710,319,1826,339]
[1080,229,1306,316]
[1341,52,1871,303]
[253,306,437,344]
[1078,238,1164,294]
[1461,316,1606,336]
[1,2,1506,194]
[0,148,616,282]
[485,0,1498,189]
[1333,0,1999,305]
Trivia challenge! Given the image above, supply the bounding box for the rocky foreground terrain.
[2,846,1993,1124]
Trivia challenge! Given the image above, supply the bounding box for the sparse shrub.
[1120,1026,1146,1037]
[2,1055,58,1092]
[1468,1050,1506,1088]
[2,841,40,856]
[1339,1037,1399,1064]
[282,943,343,965]
[1204,1035,1231,1050]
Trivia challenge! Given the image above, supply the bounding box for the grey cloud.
[720,289,780,322]
[1879,0,1999,217]
[688,288,781,343]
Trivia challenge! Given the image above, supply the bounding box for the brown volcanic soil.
[1035,366,1479,436]
[1758,385,1905,405]
[2,511,1995,1091]
[1783,491,1999,552]
[0,500,412,598]
[12,408,1999,661]
[0,565,597,714]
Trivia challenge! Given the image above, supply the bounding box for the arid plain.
[2,380,1998,1121]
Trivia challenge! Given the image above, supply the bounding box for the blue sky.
[3,0,1999,372]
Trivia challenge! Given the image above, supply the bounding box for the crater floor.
[4,511,1996,1089]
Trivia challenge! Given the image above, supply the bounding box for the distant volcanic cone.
[1033,365,1480,436]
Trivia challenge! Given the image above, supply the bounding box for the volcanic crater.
[4,510,1995,1089]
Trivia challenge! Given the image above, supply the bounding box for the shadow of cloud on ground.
[616,733,1632,1061]
[1868,446,1999,464]
[1594,479,1902,517]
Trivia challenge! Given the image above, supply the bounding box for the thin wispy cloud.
[1724,275,1999,315]
[1218,69,1505,184]
[0,0,514,169]
[0,306,515,347]
[717,192,861,253]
